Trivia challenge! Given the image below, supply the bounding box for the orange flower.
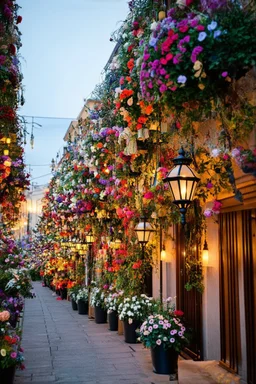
[97,142,103,149]
[144,105,153,115]
[120,89,134,100]
[126,76,132,82]
[127,58,134,71]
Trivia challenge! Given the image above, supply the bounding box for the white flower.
[150,21,158,31]
[211,148,221,158]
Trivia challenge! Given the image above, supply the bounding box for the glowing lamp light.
[202,239,209,267]
[164,148,200,225]
[135,218,155,245]
[85,232,94,244]
[160,246,166,261]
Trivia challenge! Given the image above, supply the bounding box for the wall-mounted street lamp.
[202,238,209,267]
[85,231,94,286]
[135,217,155,249]
[135,217,155,297]
[164,148,200,225]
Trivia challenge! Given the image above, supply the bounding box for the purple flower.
[191,46,203,63]
[221,71,228,77]
[207,21,218,31]
[198,32,207,42]
[213,30,221,38]
[159,84,167,93]
[173,54,182,65]
[0,55,6,65]
[177,75,187,84]
[149,37,157,47]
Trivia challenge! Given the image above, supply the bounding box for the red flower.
[9,44,16,55]
[132,260,142,269]
[173,309,184,317]
[17,15,22,24]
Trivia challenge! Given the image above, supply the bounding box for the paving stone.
[14,282,225,384]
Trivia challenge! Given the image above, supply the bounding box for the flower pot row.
[70,300,177,376]
[71,299,115,328]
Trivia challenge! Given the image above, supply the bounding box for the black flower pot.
[0,366,15,384]
[108,311,118,331]
[94,305,107,324]
[60,288,67,300]
[78,300,88,315]
[71,299,78,311]
[9,313,18,328]
[151,345,178,376]
[123,319,140,344]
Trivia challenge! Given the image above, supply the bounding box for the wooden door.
[176,224,203,360]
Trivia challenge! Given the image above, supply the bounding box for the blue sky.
[18,0,128,187]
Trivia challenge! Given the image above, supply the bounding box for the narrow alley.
[13,282,225,384]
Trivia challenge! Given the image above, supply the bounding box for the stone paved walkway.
[14,282,221,384]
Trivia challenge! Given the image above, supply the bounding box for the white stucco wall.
[202,216,221,361]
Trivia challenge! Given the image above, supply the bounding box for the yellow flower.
[127,97,133,106]
[193,60,202,71]
[198,83,205,90]
[1,349,6,357]
[201,72,207,78]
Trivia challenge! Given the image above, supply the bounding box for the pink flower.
[196,25,205,31]
[206,182,213,189]
[223,154,229,160]
[160,58,167,65]
[221,71,228,77]
[166,53,173,61]
[212,200,222,213]
[156,339,162,345]
[11,352,17,359]
[143,191,154,199]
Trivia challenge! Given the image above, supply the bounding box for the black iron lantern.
[164,148,200,225]
[135,217,155,246]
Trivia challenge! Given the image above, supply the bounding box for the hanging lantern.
[135,217,155,245]
[85,231,94,244]
[164,148,200,225]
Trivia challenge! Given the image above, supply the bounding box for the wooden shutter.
[219,212,241,373]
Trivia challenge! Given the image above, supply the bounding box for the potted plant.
[90,286,107,324]
[138,298,190,377]
[105,290,123,331]
[76,287,89,315]
[0,312,25,384]
[118,294,156,343]
[68,286,80,311]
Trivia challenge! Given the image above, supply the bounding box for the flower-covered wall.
[0,0,30,227]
